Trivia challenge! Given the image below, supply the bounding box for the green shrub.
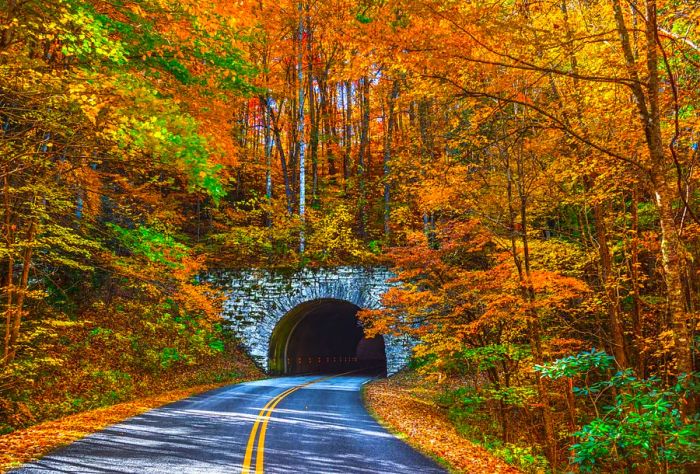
[437,386,550,473]
[537,349,700,472]
[485,440,550,474]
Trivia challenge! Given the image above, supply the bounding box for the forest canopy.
[1,0,699,472]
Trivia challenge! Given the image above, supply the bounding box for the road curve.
[14,375,446,473]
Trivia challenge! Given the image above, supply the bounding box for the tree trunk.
[343,81,352,184]
[588,184,629,369]
[383,80,398,238]
[2,169,13,364]
[6,218,35,364]
[264,95,273,202]
[557,1,630,370]
[297,0,306,253]
[629,189,645,377]
[611,0,694,375]
[307,15,319,209]
[644,0,693,375]
[655,181,693,374]
[320,77,337,181]
[268,104,294,214]
[505,144,558,468]
[357,76,370,238]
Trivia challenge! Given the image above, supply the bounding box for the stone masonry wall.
[208,266,412,374]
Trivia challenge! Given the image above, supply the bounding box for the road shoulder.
[363,373,522,474]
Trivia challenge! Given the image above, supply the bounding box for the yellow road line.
[255,383,305,473]
[241,385,297,474]
[241,372,359,474]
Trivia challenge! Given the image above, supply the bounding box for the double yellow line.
[240,372,355,474]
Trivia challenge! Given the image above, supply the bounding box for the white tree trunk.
[297,0,306,253]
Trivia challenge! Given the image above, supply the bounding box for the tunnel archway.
[268,298,387,376]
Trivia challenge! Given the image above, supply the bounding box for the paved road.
[15,376,446,473]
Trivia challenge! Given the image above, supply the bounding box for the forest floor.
[0,375,259,472]
[364,372,522,474]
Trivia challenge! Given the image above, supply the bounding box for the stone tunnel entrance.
[268,299,387,376]
[214,266,411,374]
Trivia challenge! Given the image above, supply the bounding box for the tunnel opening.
[268,299,387,376]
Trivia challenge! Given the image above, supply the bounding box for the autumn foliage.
[0,0,259,439]
[1,0,699,472]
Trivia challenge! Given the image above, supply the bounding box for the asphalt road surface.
[15,375,446,473]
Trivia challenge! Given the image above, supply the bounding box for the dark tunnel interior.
[268,299,387,376]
